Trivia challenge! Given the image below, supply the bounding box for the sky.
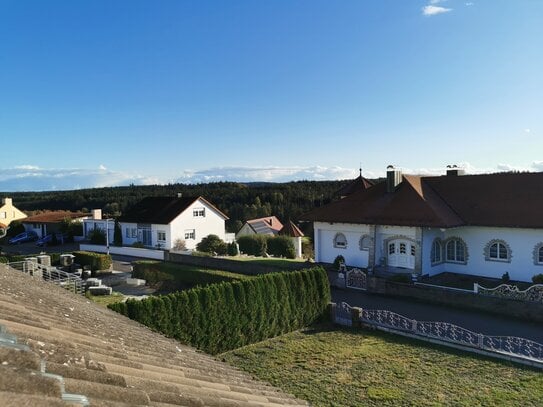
[1,0,542,191]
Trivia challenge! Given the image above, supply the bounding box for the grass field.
[86,291,125,307]
[222,325,543,406]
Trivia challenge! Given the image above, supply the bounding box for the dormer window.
[333,233,347,249]
[193,208,205,217]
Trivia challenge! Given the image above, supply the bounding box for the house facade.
[119,196,228,250]
[0,197,27,226]
[302,167,543,282]
[23,211,89,238]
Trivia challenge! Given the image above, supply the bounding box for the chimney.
[386,165,402,193]
[91,209,102,220]
[2,197,12,206]
[446,165,466,177]
[177,193,183,198]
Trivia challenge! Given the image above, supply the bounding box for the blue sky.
[1,0,542,191]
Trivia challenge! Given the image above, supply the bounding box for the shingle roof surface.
[335,175,374,197]
[119,196,227,224]
[246,217,283,235]
[0,265,308,406]
[302,172,543,228]
[279,220,305,237]
[23,211,89,224]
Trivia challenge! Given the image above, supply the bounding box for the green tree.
[196,234,227,255]
[113,219,123,247]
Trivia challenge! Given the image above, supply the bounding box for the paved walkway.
[332,288,543,343]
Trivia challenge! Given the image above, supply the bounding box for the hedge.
[132,261,247,287]
[109,266,331,354]
[237,235,267,256]
[237,234,296,258]
[72,251,112,271]
[266,235,296,259]
[6,253,61,266]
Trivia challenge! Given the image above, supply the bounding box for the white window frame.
[484,239,511,263]
[359,235,371,251]
[185,229,196,240]
[193,208,206,217]
[333,233,347,249]
[431,239,442,265]
[444,238,467,264]
[157,231,166,242]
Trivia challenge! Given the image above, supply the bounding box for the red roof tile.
[279,220,305,237]
[23,211,90,224]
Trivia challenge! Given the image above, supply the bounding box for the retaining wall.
[79,244,165,260]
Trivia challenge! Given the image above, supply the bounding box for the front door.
[388,240,415,269]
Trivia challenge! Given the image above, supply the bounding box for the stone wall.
[377,279,543,323]
[166,252,310,275]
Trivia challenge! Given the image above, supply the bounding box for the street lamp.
[105,218,114,255]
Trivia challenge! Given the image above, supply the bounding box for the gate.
[346,268,367,290]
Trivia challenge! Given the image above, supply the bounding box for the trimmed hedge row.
[6,253,61,265]
[131,260,247,287]
[72,251,112,271]
[109,266,330,354]
[237,235,296,258]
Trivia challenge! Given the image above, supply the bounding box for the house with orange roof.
[0,197,27,227]
[301,165,543,282]
[22,211,90,239]
[236,216,284,239]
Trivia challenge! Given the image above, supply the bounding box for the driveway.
[332,288,543,343]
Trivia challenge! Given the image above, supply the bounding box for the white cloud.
[430,0,447,4]
[465,2,474,6]
[0,166,159,192]
[524,128,531,133]
[422,5,452,15]
[98,164,107,170]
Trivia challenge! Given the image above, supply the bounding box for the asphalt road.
[332,288,543,343]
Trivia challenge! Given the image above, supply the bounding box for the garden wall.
[79,244,165,260]
[166,252,308,275]
[371,278,543,323]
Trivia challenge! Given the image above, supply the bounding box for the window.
[185,229,195,240]
[431,239,442,264]
[388,243,395,255]
[484,239,511,263]
[410,244,416,256]
[533,243,543,266]
[125,228,130,238]
[193,208,205,217]
[399,243,406,254]
[359,235,371,251]
[445,238,466,263]
[157,231,166,241]
[0,212,5,219]
[540,247,543,264]
[333,233,347,248]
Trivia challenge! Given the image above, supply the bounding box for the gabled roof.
[301,171,543,229]
[245,216,283,235]
[335,174,375,198]
[0,266,306,406]
[279,220,305,237]
[119,196,228,224]
[22,211,89,224]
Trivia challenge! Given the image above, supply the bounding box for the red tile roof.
[246,216,283,234]
[335,175,375,197]
[279,220,305,237]
[22,211,90,224]
[301,172,543,229]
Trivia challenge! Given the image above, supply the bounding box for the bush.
[333,255,345,270]
[113,220,122,247]
[88,228,106,245]
[532,274,543,284]
[266,236,296,259]
[173,238,187,251]
[196,234,227,255]
[237,235,267,256]
[227,242,239,256]
[72,251,112,271]
[302,239,314,260]
[388,274,412,283]
[501,272,510,283]
[0,256,8,263]
[109,266,331,354]
[6,221,25,237]
[131,241,145,248]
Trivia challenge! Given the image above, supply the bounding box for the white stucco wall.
[314,222,371,267]
[235,223,255,238]
[169,199,226,250]
[424,226,543,282]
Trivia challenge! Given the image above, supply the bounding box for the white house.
[118,195,228,250]
[82,209,115,243]
[23,211,89,238]
[301,166,543,282]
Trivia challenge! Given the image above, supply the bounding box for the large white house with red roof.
[302,166,543,282]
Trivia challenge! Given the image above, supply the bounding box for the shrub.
[0,256,8,263]
[173,238,187,251]
[237,235,267,256]
[227,242,239,256]
[388,274,412,283]
[266,236,296,259]
[501,272,510,283]
[532,274,543,284]
[131,241,145,248]
[302,239,314,260]
[88,228,106,245]
[72,251,112,271]
[109,266,331,354]
[333,255,345,270]
[6,221,25,237]
[196,234,228,255]
[113,220,122,247]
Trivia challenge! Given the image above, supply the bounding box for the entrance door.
[388,240,415,269]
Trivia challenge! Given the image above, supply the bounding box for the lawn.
[222,325,543,406]
[86,291,125,307]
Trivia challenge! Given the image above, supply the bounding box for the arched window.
[445,238,467,263]
[484,239,511,262]
[333,233,347,248]
[359,235,371,251]
[431,239,442,265]
[533,243,543,266]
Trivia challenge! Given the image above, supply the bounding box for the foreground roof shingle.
[22,211,90,224]
[0,266,307,406]
[301,172,543,229]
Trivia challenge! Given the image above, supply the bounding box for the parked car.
[8,231,38,244]
[36,232,69,247]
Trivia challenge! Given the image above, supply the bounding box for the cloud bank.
[422,5,452,15]
[1,162,543,192]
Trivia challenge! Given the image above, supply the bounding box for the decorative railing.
[346,268,367,290]
[332,303,543,365]
[475,283,543,303]
[2,261,85,295]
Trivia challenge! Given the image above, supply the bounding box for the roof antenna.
[359,163,362,177]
